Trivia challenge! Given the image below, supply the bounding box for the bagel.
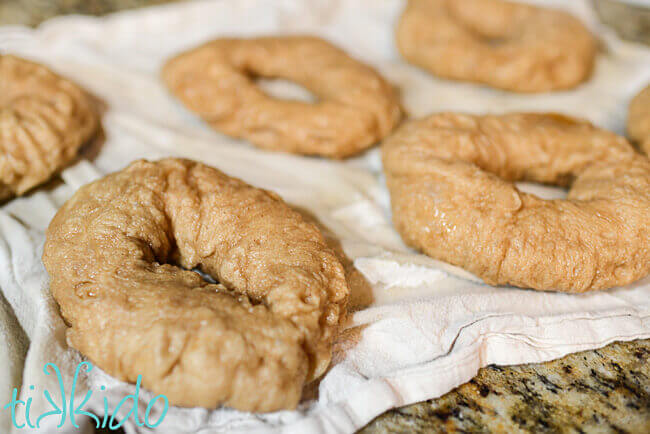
[395,0,597,92]
[382,113,650,292]
[162,36,402,158]
[42,158,349,411]
[0,55,97,200]
[628,84,650,156]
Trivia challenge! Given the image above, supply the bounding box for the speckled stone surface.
[0,0,185,27]
[593,0,650,45]
[361,340,650,433]
[3,1,650,433]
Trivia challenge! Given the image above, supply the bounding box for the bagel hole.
[167,246,220,285]
[484,37,508,47]
[255,77,318,103]
[165,245,267,305]
[515,182,568,200]
[192,267,218,284]
[189,266,267,306]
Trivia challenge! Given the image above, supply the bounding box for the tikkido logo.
[3,362,169,430]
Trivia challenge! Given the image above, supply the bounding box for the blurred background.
[0,0,648,45]
[0,0,184,26]
[0,1,648,433]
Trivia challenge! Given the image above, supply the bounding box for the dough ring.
[162,36,402,158]
[628,84,650,156]
[396,0,597,92]
[43,158,349,411]
[0,55,97,200]
[383,113,650,292]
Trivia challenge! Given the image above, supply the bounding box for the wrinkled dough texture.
[162,36,402,158]
[628,84,650,156]
[396,0,597,92]
[383,113,650,292]
[42,158,349,412]
[0,55,97,200]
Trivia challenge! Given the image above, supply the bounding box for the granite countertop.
[2,1,649,433]
[363,340,649,433]
[0,0,185,27]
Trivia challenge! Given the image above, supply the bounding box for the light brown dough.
[396,0,597,92]
[162,36,402,158]
[42,158,349,411]
[0,55,97,200]
[628,84,650,156]
[383,113,650,292]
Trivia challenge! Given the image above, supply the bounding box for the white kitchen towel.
[1,0,650,433]
[0,289,27,431]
